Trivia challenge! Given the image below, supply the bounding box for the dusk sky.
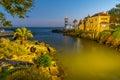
[1,0,119,27]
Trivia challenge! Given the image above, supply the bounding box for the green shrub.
[33,54,52,67]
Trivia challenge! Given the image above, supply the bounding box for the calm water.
[28,27,120,80]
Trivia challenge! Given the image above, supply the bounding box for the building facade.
[78,12,110,32]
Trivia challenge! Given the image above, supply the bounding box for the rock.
[48,47,56,55]
[52,76,61,80]
[44,72,51,78]
[1,62,7,66]
[50,67,59,75]
[51,61,57,67]
[12,55,18,60]
[52,29,65,33]
[8,65,14,70]
[39,67,52,78]
[40,67,49,73]
[0,67,2,72]
[39,42,46,46]
[30,46,36,52]
[39,46,49,53]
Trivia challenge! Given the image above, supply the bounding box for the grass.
[6,66,51,80]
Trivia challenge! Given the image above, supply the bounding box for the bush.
[112,28,120,39]
[33,54,52,67]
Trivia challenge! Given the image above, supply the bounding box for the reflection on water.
[29,27,120,80]
[73,38,83,53]
[62,36,83,54]
[57,38,120,80]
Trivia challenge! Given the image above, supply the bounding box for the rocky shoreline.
[0,32,13,37]
[0,38,65,80]
[52,29,120,52]
[52,29,80,37]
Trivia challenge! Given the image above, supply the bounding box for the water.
[28,27,120,80]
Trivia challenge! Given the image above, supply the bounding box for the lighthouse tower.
[64,16,68,29]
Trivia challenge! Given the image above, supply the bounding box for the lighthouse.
[64,16,74,30]
[64,16,68,28]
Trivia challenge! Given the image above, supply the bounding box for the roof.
[92,12,108,17]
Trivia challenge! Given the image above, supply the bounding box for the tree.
[0,0,33,27]
[13,27,33,44]
[112,26,120,39]
[0,12,12,27]
[73,19,78,27]
[109,4,120,26]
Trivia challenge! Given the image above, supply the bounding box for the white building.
[65,24,74,30]
[64,16,74,30]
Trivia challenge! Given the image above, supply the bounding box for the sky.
[0,0,119,27]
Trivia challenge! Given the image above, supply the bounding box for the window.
[95,18,97,21]
[101,24,106,27]
[101,18,107,20]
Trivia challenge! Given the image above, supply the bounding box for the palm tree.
[73,19,78,27]
[13,27,33,44]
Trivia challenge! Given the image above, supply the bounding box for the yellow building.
[78,12,110,32]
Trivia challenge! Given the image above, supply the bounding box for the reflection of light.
[77,38,80,48]
[64,36,69,45]
[63,36,71,53]
[73,38,83,53]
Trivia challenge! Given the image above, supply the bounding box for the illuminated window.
[101,24,106,27]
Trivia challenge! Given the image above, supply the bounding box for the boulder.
[52,76,61,80]
[50,67,59,75]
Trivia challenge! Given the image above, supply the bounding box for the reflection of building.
[64,16,74,30]
[78,11,110,32]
